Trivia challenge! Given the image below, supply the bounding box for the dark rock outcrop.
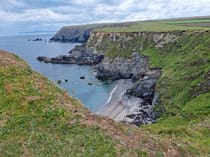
[106,70,161,126]
[50,27,91,43]
[120,96,155,125]
[37,45,104,65]
[37,56,51,62]
[95,52,149,80]
[126,70,161,103]
[120,70,161,126]
[95,52,162,126]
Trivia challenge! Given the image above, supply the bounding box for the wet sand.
[98,79,133,120]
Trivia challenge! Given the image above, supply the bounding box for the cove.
[0,34,114,112]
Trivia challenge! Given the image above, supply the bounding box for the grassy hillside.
[160,16,210,27]
[97,16,210,32]
[0,51,117,156]
[96,21,207,33]
[141,31,210,155]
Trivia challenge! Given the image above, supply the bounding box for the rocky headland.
[37,44,104,65]
[50,22,136,43]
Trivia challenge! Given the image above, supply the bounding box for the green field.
[141,31,210,155]
[97,17,210,32]
[162,19,210,24]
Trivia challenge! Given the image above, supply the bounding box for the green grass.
[160,18,210,28]
[96,21,210,33]
[161,19,210,24]
[141,32,210,154]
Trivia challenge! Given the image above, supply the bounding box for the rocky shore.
[98,69,161,126]
[92,51,161,125]
[37,45,104,65]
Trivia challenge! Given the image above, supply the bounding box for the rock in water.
[57,80,62,84]
[37,56,51,63]
[80,76,85,79]
[37,44,104,65]
[88,82,93,85]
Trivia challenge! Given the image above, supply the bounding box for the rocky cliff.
[50,22,136,43]
[37,44,104,65]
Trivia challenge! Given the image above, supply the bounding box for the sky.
[0,0,210,36]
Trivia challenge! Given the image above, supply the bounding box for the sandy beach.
[98,79,133,121]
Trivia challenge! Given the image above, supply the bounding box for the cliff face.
[87,31,183,55]
[50,26,92,43]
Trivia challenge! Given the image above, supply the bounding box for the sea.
[0,34,114,112]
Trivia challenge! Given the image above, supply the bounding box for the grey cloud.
[0,0,210,35]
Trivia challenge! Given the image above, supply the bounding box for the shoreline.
[98,79,133,120]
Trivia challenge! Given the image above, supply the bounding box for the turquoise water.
[0,34,114,112]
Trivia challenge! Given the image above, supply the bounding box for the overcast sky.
[1,0,210,36]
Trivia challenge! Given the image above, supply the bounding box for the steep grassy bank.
[142,31,210,154]
[0,51,118,156]
[87,29,210,155]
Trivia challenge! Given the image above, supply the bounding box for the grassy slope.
[141,31,210,155]
[97,17,210,32]
[0,51,118,157]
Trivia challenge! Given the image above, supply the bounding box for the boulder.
[36,56,51,63]
[80,76,85,79]
[116,95,155,126]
